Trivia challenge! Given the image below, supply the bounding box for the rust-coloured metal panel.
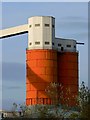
[26,83,31,91]
[26,50,78,106]
[58,52,78,106]
[26,75,54,83]
[37,60,54,67]
[26,49,57,105]
[59,77,78,85]
[26,91,37,98]
[30,83,49,91]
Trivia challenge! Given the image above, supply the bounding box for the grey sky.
[1,2,88,110]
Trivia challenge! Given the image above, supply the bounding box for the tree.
[11,102,18,117]
[77,81,90,119]
[45,82,59,105]
[19,103,31,117]
[45,82,74,118]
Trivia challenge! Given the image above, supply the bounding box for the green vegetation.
[2,81,90,119]
[78,82,90,119]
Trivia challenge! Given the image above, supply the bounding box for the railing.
[26,98,52,105]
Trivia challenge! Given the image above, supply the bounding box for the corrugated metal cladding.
[26,49,78,106]
[26,49,57,105]
[57,52,78,106]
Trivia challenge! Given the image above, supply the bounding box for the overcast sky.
[0,2,88,110]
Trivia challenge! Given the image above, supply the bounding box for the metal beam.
[0,24,28,39]
[76,42,84,45]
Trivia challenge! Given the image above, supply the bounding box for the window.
[45,42,49,45]
[52,25,55,28]
[74,45,76,48]
[29,42,32,45]
[35,41,40,45]
[29,25,32,28]
[35,24,40,27]
[52,42,54,45]
[67,45,71,47]
[45,24,49,27]
[58,43,61,47]
[61,47,64,51]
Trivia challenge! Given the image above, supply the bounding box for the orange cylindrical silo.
[57,52,78,106]
[26,49,57,105]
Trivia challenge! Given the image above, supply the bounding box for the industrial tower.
[0,16,84,106]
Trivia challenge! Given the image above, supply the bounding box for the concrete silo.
[26,16,79,106]
[26,16,58,105]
